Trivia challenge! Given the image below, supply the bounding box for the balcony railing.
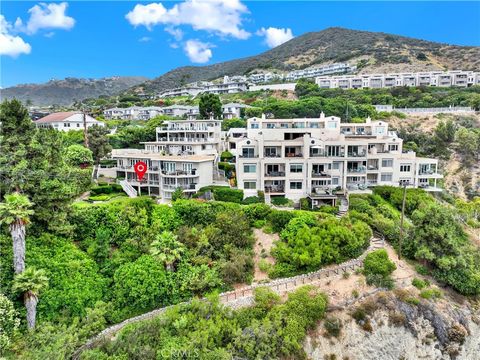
[157,137,215,143]
[285,153,303,157]
[347,168,366,173]
[239,154,258,158]
[162,170,197,176]
[347,152,367,157]
[264,186,285,193]
[312,172,331,178]
[265,171,286,177]
[163,184,197,190]
[419,169,437,175]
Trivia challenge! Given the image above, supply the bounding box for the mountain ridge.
[2,27,479,106]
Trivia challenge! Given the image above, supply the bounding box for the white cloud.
[183,39,212,63]
[139,36,152,42]
[17,2,75,35]
[257,27,294,48]
[165,26,183,41]
[0,15,31,57]
[126,0,250,39]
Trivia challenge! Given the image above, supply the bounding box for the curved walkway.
[74,233,384,358]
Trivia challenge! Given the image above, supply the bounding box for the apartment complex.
[158,76,248,98]
[316,70,480,89]
[112,118,223,199]
[235,114,441,207]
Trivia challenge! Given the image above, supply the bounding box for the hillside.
[133,27,480,93]
[0,76,148,106]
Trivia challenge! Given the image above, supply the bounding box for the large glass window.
[244,181,256,189]
[382,159,393,167]
[290,164,303,173]
[381,173,393,181]
[400,164,411,172]
[242,148,255,158]
[243,164,256,173]
[290,181,302,190]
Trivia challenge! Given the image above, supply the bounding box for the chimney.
[261,113,266,120]
[320,111,325,119]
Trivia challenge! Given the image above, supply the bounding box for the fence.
[394,106,474,114]
[74,234,384,358]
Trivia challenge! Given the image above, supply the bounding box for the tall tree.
[199,94,222,119]
[0,99,35,194]
[0,193,34,274]
[12,268,48,329]
[87,125,112,167]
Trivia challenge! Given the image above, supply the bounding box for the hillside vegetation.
[1,76,148,106]
[133,27,480,93]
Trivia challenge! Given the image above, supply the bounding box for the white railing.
[119,180,138,198]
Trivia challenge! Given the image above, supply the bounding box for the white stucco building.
[235,114,442,207]
[35,112,105,131]
[316,70,480,89]
[112,119,223,199]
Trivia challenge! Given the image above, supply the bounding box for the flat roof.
[111,149,214,162]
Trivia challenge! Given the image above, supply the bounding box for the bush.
[420,288,442,300]
[218,162,235,173]
[220,151,234,162]
[271,196,291,207]
[213,187,244,203]
[412,277,429,289]
[267,210,296,233]
[244,203,272,223]
[242,196,263,205]
[363,250,396,278]
[323,317,342,338]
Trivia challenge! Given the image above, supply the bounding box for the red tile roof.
[35,111,80,123]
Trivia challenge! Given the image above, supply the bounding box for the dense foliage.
[82,286,327,360]
[270,212,372,277]
[350,187,480,295]
[363,249,396,289]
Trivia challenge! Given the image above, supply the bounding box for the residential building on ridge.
[315,70,480,89]
[235,113,442,207]
[222,103,251,119]
[35,111,105,131]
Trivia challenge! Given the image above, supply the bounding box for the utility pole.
[82,107,89,148]
[398,181,408,260]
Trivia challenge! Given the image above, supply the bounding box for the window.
[326,146,342,157]
[332,162,340,170]
[77,124,80,127]
[244,181,256,189]
[382,159,393,167]
[376,126,385,135]
[381,173,393,182]
[290,164,303,173]
[250,123,259,129]
[280,123,289,128]
[400,164,411,172]
[243,164,256,173]
[242,148,255,158]
[290,181,302,190]
[266,123,276,129]
[389,144,398,152]
[332,177,339,185]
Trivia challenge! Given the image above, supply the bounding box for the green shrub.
[363,250,396,278]
[323,317,342,338]
[271,196,291,207]
[220,151,234,162]
[244,203,272,223]
[218,162,235,173]
[242,196,263,205]
[258,259,272,273]
[253,219,266,229]
[420,288,442,300]
[267,210,296,233]
[213,187,244,203]
[412,277,429,289]
[415,264,430,276]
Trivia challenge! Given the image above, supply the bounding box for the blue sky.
[1,1,479,88]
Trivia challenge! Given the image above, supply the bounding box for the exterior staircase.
[119,180,138,198]
[336,194,349,218]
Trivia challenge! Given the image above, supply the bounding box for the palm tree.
[12,267,48,329]
[0,193,34,274]
[149,231,186,272]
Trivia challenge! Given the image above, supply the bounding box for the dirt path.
[252,228,278,282]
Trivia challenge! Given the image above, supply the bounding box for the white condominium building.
[316,70,480,89]
[235,114,442,206]
[103,105,199,120]
[35,112,105,131]
[113,119,223,199]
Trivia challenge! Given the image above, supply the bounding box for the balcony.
[347,168,366,174]
[312,171,331,178]
[347,152,367,157]
[265,171,285,177]
[264,185,285,193]
[163,183,197,191]
[264,152,282,158]
[285,153,303,158]
[161,169,198,176]
[239,154,258,158]
[157,137,215,143]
